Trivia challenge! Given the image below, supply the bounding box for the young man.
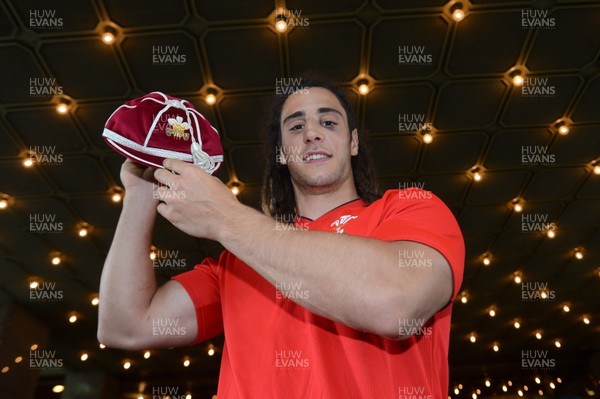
[98,78,465,398]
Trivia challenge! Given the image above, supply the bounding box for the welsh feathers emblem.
[166,116,190,140]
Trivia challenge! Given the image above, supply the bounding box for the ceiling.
[0,0,599,398]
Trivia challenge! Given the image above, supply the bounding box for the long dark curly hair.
[261,74,380,218]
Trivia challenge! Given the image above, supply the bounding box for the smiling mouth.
[303,153,332,162]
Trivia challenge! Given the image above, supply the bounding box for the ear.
[278,145,287,165]
[350,129,359,156]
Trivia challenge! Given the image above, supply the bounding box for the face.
[279,87,359,193]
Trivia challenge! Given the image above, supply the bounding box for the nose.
[303,119,322,144]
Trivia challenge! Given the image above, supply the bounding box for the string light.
[535,377,541,384]
[80,353,88,361]
[502,385,508,392]
[549,382,556,389]
[77,222,90,237]
[31,344,38,350]
[514,272,522,284]
[513,319,521,329]
[14,356,22,363]
[422,132,433,144]
[68,312,78,323]
[482,254,491,266]
[582,315,590,324]
[469,333,476,343]
[102,32,115,44]
[535,331,543,340]
[556,378,562,383]
[149,245,158,261]
[1,366,8,373]
[208,345,215,356]
[123,360,131,370]
[511,198,524,212]
[555,120,570,135]
[99,343,106,349]
[50,252,62,265]
[183,357,190,367]
[90,294,99,306]
[144,351,151,359]
[357,80,370,96]
[546,225,556,238]
[484,379,491,387]
[111,187,123,203]
[229,182,241,196]
[554,340,561,348]
[573,248,584,259]
[488,307,496,317]
[562,304,570,313]
[518,390,524,397]
[454,388,459,395]
[275,16,288,33]
[449,2,466,21]
[205,93,217,105]
[470,166,483,182]
[512,72,524,86]
[492,342,499,352]
[508,381,513,387]
[52,385,65,393]
[29,278,40,289]
[56,101,69,114]
[460,292,468,304]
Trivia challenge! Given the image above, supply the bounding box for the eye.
[322,120,337,128]
[290,123,304,131]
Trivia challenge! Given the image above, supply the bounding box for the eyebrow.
[282,107,343,125]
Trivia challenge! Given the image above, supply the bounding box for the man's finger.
[163,158,190,175]
[154,168,178,187]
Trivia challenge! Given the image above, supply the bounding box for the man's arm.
[216,208,453,340]
[97,160,198,350]
[154,159,455,340]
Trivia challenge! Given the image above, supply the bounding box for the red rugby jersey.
[172,188,465,398]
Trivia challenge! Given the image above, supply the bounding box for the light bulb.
[52,385,65,393]
[91,295,99,306]
[547,229,556,238]
[558,125,569,135]
[460,294,468,304]
[275,19,288,32]
[489,308,496,317]
[422,133,433,144]
[535,331,542,339]
[0,199,8,209]
[56,103,69,114]
[111,192,122,203]
[502,385,508,392]
[80,353,88,361]
[78,224,89,237]
[513,74,524,86]
[583,316,590,324]
[51,255,61,265]
[208,348,215,356]
[554,340,561,348]
[230,185,240,196]
[123,361,131,369]
[205,93,217,105]
[574,249,583,259]
[102,32,115,44]
[535,377,541,384]
[483,256,491,266]
[593,164,600,175]
[358,83,370,95]
[144,351,151,359]
[469,334,476,343]
[69,314,77,323]
[485,380,490,387]
[514,320,521,329]
[514,275,522,284]
[473,172,482,182]
[549,382,556,389]
[99,343,105,349]
[452,8,465,21]
[183,358,190,367]
[23,157,34,168]
[30,280,39,289]
[562,304,570,312]
[454,388,459,395]
[514,202,523,212]
[493,343,499,352]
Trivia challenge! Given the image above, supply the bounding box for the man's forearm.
[218,206,412,337]
[98,192,158,345]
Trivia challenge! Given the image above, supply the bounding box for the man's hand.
[153,158,242,240]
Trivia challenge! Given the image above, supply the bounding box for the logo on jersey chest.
[330,214,358,233]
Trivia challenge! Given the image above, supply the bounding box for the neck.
[293,176,359,220]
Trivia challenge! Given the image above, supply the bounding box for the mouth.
[303,151,332,163]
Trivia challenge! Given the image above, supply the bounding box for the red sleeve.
[370,189,465,301]
[171,251,226,346]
